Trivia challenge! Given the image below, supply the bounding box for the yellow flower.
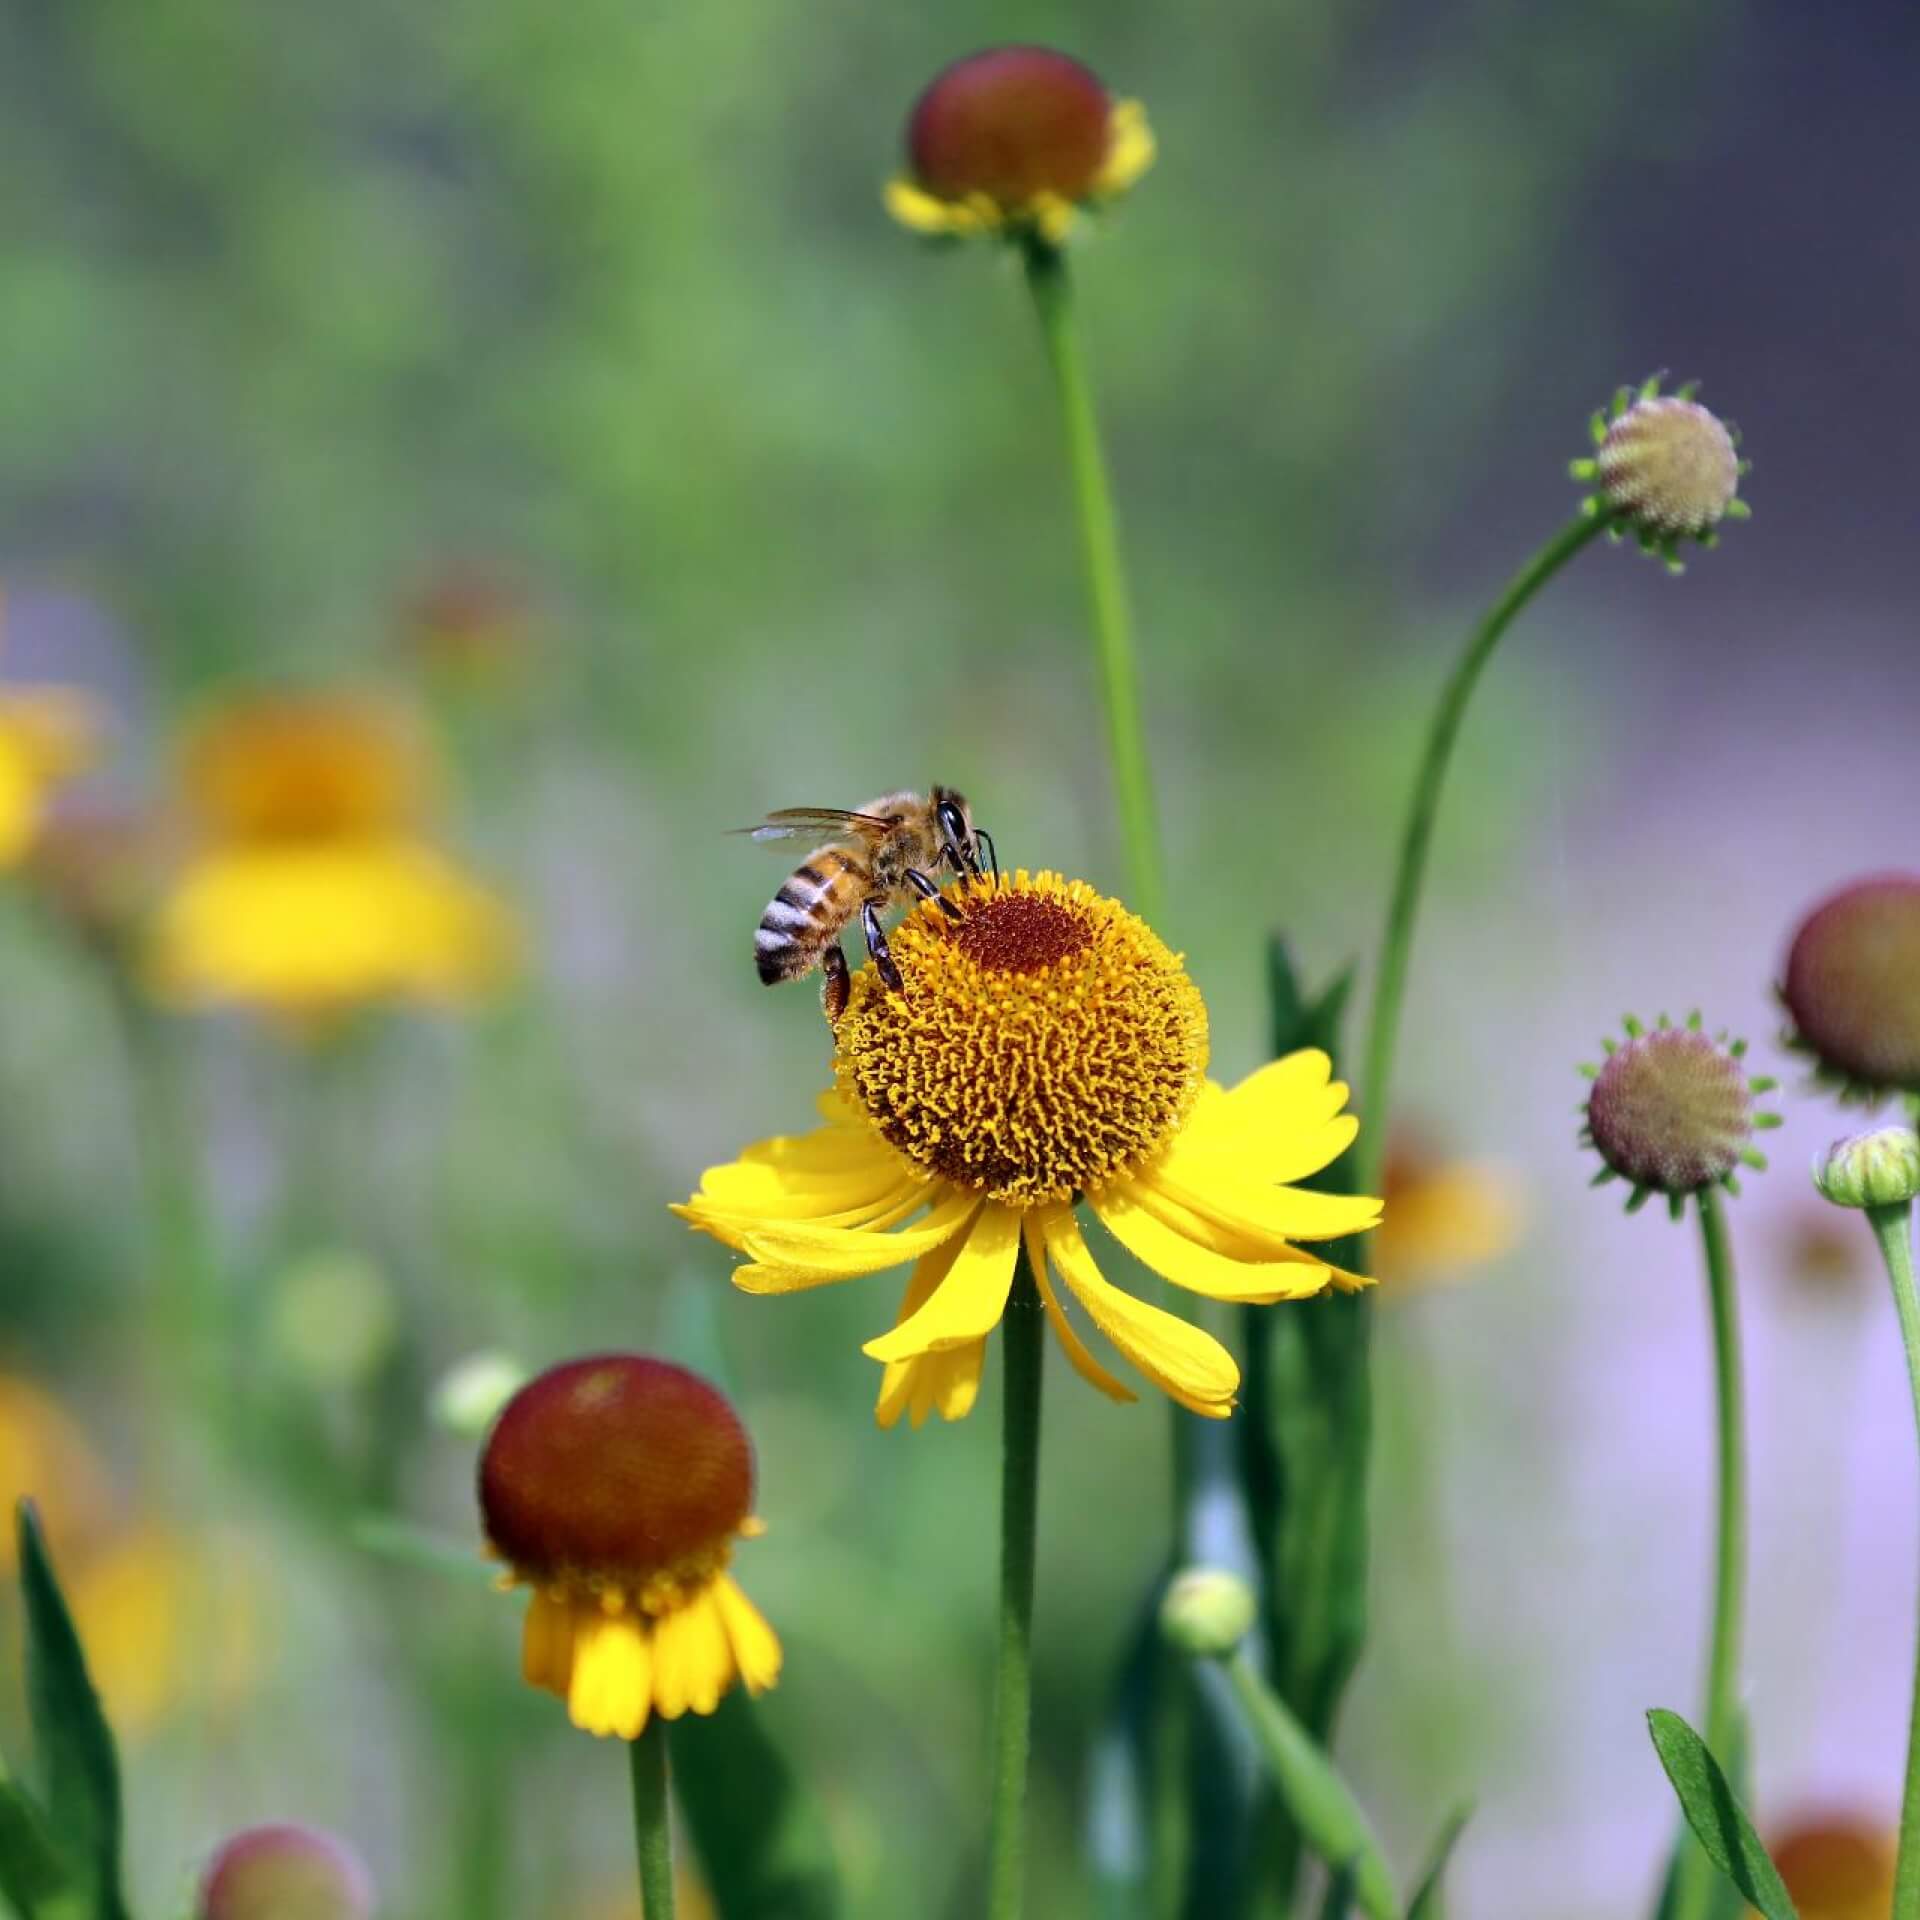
[1372,1133,1525,1292]
[885,47,1154,247]
[0,681,95,869]
[479,1356,782,1742]
[1760,1815,1895,1920]
[146,691,514,1017]
[677,872,1380,1426]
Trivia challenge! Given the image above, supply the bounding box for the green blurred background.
[2,0,1918,1912]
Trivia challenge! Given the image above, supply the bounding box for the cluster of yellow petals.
[678,874,1380,1426]
[0,685,96,870]
[517,1563,782,1741]
[146,693,514,1018]
[885,100,1156,246]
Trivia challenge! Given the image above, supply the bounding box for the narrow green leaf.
[672,1690,841,1920]
[1318,1858,1358,1919]
[0,1773,78,1916]
[16,1502,128,1920]
[1219,1652,1397,1920]
[1406,1804,1473,1920]
[1645,1709,1796,1920]
[1649,1707,1751,1920]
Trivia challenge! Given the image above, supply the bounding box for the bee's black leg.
[973,827,998,878]
[821,944,851,1022]
[907,868,965,920]
[863,902,905,992]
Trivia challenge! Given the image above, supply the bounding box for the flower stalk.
[1021,237,1165,928]
[1355,512,1610,1200]
[1867,1199,1920,1920]
[629,1719,676,1919]
[988,1252,1046,1920]
[1671,1183,1748,1920]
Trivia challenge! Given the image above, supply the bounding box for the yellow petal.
[1021,1214,1136,1404]
[733,1190,980,1292]
[875,1234,968,1428]
[651,1587,736,1719]
[712,1576,782,1695]
[566,1613,652,1740]
[521,1587,576,1696]
[1088,1184,1330,1303]
[1153,1151,1382,1247]
[1037,1205,1238,1418]
[861,1204,1021,1363]
[882,177,999,235]
[1094,99,1157,198]
[677,1183,925,1253]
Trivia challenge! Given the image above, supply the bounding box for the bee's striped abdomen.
[755,850,857,984]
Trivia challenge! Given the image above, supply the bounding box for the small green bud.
[1159,1566,1257,1658]
[431,1349,530,1438]
[1813,1127,1920,1210]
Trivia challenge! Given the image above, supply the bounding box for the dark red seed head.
[906,47,1112,206]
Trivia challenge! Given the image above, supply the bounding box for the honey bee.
[744,787,994,1020]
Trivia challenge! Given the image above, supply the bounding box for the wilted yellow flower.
[677,872,1379,1426]
[147,691,514,1017]
[480,1356,781,1742]
[1761,1814,1895,1920]
[885,47,1154,247]
[1373,1134,1524,1291]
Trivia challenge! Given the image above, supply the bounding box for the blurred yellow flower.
[677,872,1379,1426]
[0,652,96,868]
[146,691,515,1017]
[69,1525,263,1740]
[0,1375,114,1572]
[1372,1133,1525,1292]
[480,1357,781,1742]
[1761,1814,1895,1920]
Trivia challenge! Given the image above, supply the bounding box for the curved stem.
[1352,512,1611,1203]
[1673,1184,1747,1920]
[1022,238,1165,928]
[1869,1202,1920,1920]
[987,1255,1046,1920]
[630,1719,676,1919]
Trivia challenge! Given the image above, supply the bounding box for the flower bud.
[199,1824,373,1920]
[1813,1127,1920,1211]
[1782,873,1920,1100]
[1159,1566,1257,1658]
[431,1350,530,1438]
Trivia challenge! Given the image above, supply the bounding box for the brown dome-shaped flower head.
[199,1824,373,1920]
[1782,873,1920,1102]
[1570,374,1749,571]
[478,1356,779,1741]
[1579,1014,1780,1217]
[885,47,1155,246]
[1766,1814,1895,1920]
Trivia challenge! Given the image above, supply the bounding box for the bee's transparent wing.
[733,807,887,844]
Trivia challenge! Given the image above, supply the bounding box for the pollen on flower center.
[833,870,1208,1205]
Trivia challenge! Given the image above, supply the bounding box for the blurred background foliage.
[1,0,1917,1912]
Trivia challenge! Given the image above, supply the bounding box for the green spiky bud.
[1159,1566,1257,1658]
[1813,1126,1920,1211]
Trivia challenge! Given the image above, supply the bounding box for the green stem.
[1673,1184,1748,1920]
[630,1719,676,1919]
[1022,238,1165,927]
[988,1255,1046,1920]
[1353,512,1611,1203]
[1869,1202,1920,1920]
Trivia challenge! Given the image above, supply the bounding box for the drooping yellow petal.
[651,1586,735,1719]
[876,1233,971,1428]
[1093,99,1157,198]
[733,1190,981,1293]
[711,1576,782,1695]
[1152,1148,1382,1247]
[861,1204,1022,1363]
[521,1587,576,1695]
[567,1612,653,1740]
[1120,1177,1368,1288]
[1021,1214,1136,1404]
[1088,1184,1331,1303]
[1036,1205,1238,1419]
[677,1181,926,1252]
[883,177,1001,235]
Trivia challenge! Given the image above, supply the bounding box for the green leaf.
[1645,1710,1796,1920]
[672,1690,841,1920]
[15,1502,128,1920]
[1649,1707,1751,1920]
[1318,1859,1358,1919]
[1243,938,1372,1906]
[1219,1652,1397,1920]
[0,1771,79,1918]
[1406,1804,1473,1920]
